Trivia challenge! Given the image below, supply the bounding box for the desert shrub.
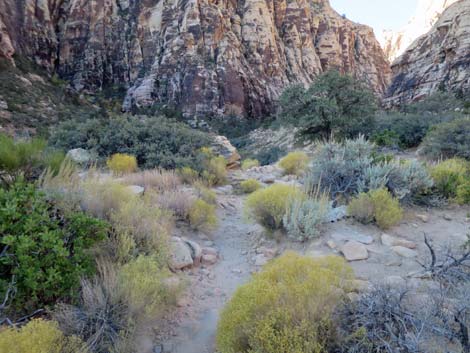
[349,189,403,229]
[283,192,331,241]
[123,169,180,191]
[254,146,286,166]
[456,181,470,205]
[245,184,304,231]
[81,180,137,220]
[0,319,86,353]
[155,190,195,220]
[241,159,260,170]
[0,133,66,184]
[420,118,470,160]
[110,196,172,259]
[178,166,199,184]
[194,182,217,204]
[240,179,262,194]
[188,199,218,230]
[118,255,182,320]
[50,115,212,170]
[306,137,433,201]
[430,158,468,198]
[0,182,108,312]
[277,71,377,139]
[106,153,138,175]
[278,151,309,175]
[54,260,133,353]
[200,154,227,186]
[305,136,375,199]
[216,252,354,353]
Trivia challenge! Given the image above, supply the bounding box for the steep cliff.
[0,0,391,118]
[381,0,459,62]
[386,0,470,105]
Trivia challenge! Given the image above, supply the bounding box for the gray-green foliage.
[305,137,433,201]
[283,196,331,242]
[277,71,377,139]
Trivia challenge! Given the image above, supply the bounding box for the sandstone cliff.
[0,0,390,118]
[386,0,470,105]
[381,0,459,62]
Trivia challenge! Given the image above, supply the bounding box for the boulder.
[212,135,241,169]
[341,241,369,261]
[392,246,418,258]
[66,148,91,165]
[201,254,218,265]
[183,238,202,266]
[169,237,194,270]
[381,233,416,249]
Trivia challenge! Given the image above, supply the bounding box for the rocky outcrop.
[386,0,470,105]
[381,0,459,62]
[0,0,391,119]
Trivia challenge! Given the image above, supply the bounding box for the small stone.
[392,246,418,258]
[176,297,190,307]
[153,345,163,353]
[443,214,452,221]
[326,240,337,250]
[202,247,218,256]
[381,233,416,249]
[231,268,242,274]
[169,238,193,270]
[347,293,360,302]
[416,214,429,223]
[260,175,276,184]
[126,185,145,196]
[256,246,277,259]
[66,148,91,165]
[201,254,217,265]
[341,241,369,261]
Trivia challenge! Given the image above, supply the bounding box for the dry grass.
[154,189,196,220]
[123,169,181,191]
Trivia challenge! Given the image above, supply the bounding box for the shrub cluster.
[0,133,65,184]
[348,188,403,229]
[429,158,470,204]
[244,184,304,231]
[50,114,212,170]
[240,179,262,194]
[305,137,433,202]
[278,151,309,176]
[216,252,353,353]
[241,158,259,171]
[0,182,108,312]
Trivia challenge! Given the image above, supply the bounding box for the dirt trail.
[162,192,257,353]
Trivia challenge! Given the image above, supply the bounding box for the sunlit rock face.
[0,0,391,118]
[381,0,460,63]
[386,0,470,105]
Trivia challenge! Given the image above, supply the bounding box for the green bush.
[254,146,286,166]
[107,153,138,175]
[240,179,262,194]
[430,158,468,198]
[216,252,354,353]
[420,118,470,160]
[283,193,331,241]
[349,189,403,229]
[0,133,66,183]
[456,181,470,205]
[50,115,212,170]
[245,184,304,231]
[0,182,108,311]
[0,319,86,353]
[118,255,182,320]
[198,148,227,186]
[278,151,309,175]
[194,182,217,204]
[241,159,260,171]
[188,199,218,230]
[178,166,199,184]
[278,71,377,139]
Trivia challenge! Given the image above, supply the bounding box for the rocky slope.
[386,0,470,105]
[381,0,459,62]
[0,0,390,119]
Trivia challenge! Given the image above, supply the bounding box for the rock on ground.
[341,241,369,261]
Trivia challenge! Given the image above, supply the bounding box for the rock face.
[0,0,391,119]
[381,0,459,62]
[386,0,470,105]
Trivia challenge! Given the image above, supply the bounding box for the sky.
[330,0,418,41]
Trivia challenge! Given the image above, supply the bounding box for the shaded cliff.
[386,0,470,105]
[0,0,391,118]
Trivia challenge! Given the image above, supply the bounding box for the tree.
[278,71,377,139]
